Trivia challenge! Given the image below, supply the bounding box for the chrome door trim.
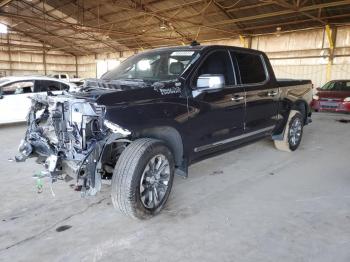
[194,125,275,153]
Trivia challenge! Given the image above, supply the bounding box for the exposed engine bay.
[16,92,130,195]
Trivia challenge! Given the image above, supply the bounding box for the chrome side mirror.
[196,74,225,92]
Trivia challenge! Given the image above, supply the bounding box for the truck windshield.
[102,50,199,82]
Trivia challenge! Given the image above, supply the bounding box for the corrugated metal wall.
[0,33,77,77]
[272,64,350,88]
[272,65,327,87]
[77,51,134,78]
[75,25,350,85]
[1,25,349,82]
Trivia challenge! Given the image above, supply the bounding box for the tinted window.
[61,83,70,91]
[194,50,235,86]
[321,81,350,91]
[34,80,68,92]
[60,75,67,79]
[231,52,266,84]
[1,81,34,95]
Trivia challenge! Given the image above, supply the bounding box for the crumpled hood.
[72,79,183,106]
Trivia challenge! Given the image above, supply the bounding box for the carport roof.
[1,0,350,55]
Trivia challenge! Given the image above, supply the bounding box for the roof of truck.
[142,44,265,56]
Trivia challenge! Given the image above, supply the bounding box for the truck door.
[230,50,279,133]
[187,49,245,157]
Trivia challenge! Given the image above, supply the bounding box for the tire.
[111,138,175,219]
[274,110,304,152]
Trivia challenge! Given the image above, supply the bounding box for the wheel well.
[292,100,308,124]
[134,126,184,167]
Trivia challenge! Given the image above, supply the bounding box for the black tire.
[288,112,303,151]
[274,110,304,152]
[111,138,175,219]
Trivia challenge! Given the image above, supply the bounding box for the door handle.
[267,90,278,97]
[231,95,244,102]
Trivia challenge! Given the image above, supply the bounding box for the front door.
[186,49,245,157]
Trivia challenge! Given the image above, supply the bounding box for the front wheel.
[111,138,175,219]
[274,110,304,152]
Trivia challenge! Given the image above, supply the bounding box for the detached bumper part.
[15,140,33,162]
[45,155,58,172]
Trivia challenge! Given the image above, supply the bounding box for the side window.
[34,80,61,92]
[60,83,70,91]
[1,81,34,95]
[333,81,350,91]
[346,81,350,90]
[231,51,267,84]
[194,50,235,87]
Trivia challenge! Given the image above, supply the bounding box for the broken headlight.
[104,120,131,136]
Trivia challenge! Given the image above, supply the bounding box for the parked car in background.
[0,76,78,124]
[311,80,350,113]
[49,73,83,85]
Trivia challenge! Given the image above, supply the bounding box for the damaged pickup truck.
[16,45,313,219]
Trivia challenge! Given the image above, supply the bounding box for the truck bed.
[277,79,312,87]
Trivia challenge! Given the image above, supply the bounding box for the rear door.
[230,50,279,133]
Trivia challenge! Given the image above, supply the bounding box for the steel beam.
[0,0,13,8]
[325,25,337,81]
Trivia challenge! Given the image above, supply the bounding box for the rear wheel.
[274,110,303,152]
[111,138,175,219]
[288,113,303,151]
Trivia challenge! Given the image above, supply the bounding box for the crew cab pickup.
[16,45,313,219]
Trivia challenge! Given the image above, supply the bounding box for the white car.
[0,76,78,124]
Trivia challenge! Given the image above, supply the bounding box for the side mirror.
[196,74,225,92]
[316,87,321,91]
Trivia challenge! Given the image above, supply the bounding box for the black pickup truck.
[16,45,312,219]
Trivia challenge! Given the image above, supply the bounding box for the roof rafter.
[0,0,13,8]
[263,0,326,25]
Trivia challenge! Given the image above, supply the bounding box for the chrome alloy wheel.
[140,154,170,209]
[289,117,302,146]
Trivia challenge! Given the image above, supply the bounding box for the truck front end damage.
[16,93,130,195]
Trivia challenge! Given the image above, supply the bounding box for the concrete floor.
[0,112,350,262]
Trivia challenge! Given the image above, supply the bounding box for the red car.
[311,80,350,113]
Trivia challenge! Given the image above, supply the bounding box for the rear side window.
[331,81,350,91]
[321,81,350,91]
[231,52,267,84]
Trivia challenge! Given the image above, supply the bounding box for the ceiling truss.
[0,0,349,55]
